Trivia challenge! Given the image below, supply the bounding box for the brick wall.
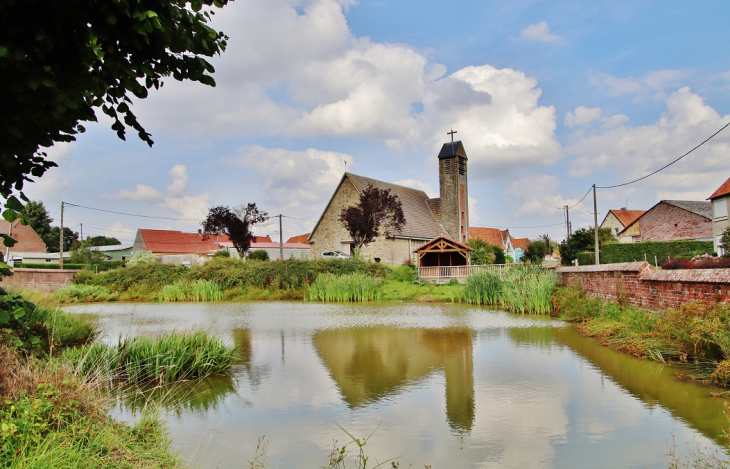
[639,202,712,241]
[0,268,78,293]
[557,262,730,310]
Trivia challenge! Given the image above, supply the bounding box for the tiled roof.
[138,229,232,254]
[663,200,712,219]
[222,241,310,249]
[511,237,530,250]
[708,177,730,200]
[469,227,506,249]
[608,209,646,227]
[286,234,311,244]
[426,198,441,221]
[0,220,47,253]
[346,173,447,240]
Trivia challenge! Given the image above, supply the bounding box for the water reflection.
[314,327,475,432]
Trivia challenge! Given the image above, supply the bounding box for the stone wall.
[557,262,730,310]
[309,177,418,265]
[0,268,78,293]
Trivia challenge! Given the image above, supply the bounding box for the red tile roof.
[608,209,646,228]
[469,227,506,249]
[511,237,530,250]
[286,234,311,245]
[0,220,47,253]
[708,177,730,200]
[138,229,235,254]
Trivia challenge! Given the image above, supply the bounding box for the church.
[308,139,471,265]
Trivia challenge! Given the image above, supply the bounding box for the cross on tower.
[447,128,457,143]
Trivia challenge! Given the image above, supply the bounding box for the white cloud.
[590,69,694,100]
[23,143,74,201]
[105,164,211,220]
[519,22,562,43]
[505,175,588,217]
[226,146,354,232]
[565,87,730,203]
[564,106,603,128]
[394,179,436,198]
[104,184,163,202]
[128,0,561,178]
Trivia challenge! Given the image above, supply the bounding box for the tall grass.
[462,270,501,305]
[159,279,224,302]
[61,331,237,384]
[306,273,381,302]
[461,266,558,314]
[500,267,559,314]
[53,284,112,303]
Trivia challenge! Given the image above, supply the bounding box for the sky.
[25,0,730,245]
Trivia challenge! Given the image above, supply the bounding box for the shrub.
[212,249,231,258]
[661,257,730,270]
[15,263,85,270]
[247,250,269,261]
[601,240,713,264]
[54,284,111,303]
[126,250,158,267]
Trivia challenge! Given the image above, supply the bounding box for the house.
[309,140,470,265]
[0,219,60,265]
[220,239,310,260]
[132,228,272,264]
[469,227,526,262]
[617,200,712,243]
[707,177,730,254]
[91,244,134,261]
[286,234,311,245]
[600,209,646,242]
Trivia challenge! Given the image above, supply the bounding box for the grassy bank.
[552,286,730,388]
[462,266,559,314]
[0,346,181,468]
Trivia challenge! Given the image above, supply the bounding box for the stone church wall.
[310,178,418,265]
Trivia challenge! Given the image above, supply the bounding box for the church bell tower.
[438,135,469,243]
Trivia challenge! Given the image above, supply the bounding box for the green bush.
[126,250,158,267]
[15,263,85,270]
[600,240,714,264]
[247,250,269,261]
[88,260,125,272]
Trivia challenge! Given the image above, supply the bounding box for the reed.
[62,331,237,384]
[305,273,381,302]
[54,284,111,302]
[158,279,224,302]
[499,266,559,314]
[461,270,502,305]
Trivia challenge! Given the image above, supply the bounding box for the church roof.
[437,140,467,159]
[345,173,447,240]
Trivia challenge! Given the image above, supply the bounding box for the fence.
[417,264,518,284]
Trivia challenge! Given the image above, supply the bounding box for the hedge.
[15,263,86,270]
[600,240,713,264]
[574,240,714,266]
[75,258,392,292]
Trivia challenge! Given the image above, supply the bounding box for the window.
[444,158,451,174]
[714,199,728,219]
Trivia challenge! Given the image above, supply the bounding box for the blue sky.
[26,0,730,244]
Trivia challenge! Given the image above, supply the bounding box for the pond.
[66,302,730,468]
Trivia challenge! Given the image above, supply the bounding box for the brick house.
[600,209,646,242]
[618,200,712,243]
[309,141,470,265]
[708,177,730,255]
[0,220,59,265]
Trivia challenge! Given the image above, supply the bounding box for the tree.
[523,239,548,265]
[69,241,108,264]
[202,204,268,257]
[85,236,121,247]
[466,239,496,265]
[559,227,616,264]
[247,250,270,262]
[1,0,231,202]
[339,184,406,252]
[46,226,79,253]
[23,200,53,242]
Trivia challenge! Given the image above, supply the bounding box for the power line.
[597,121,730,189]
[568,186,593,209]
[65,203,201,221]
[472,222,565,229]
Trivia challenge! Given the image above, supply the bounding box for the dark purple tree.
[339,184,406,252]
[202,204,268,256]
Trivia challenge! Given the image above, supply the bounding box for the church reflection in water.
[313,327,475,433]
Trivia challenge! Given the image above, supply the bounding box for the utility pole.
[593,184,600,265]
[80,223,83,243]
[564,205,571,240]
[59,201,64,270]
[5,220,11,264]
[278,214,284,261]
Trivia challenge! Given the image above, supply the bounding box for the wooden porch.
[417,264,518,284]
